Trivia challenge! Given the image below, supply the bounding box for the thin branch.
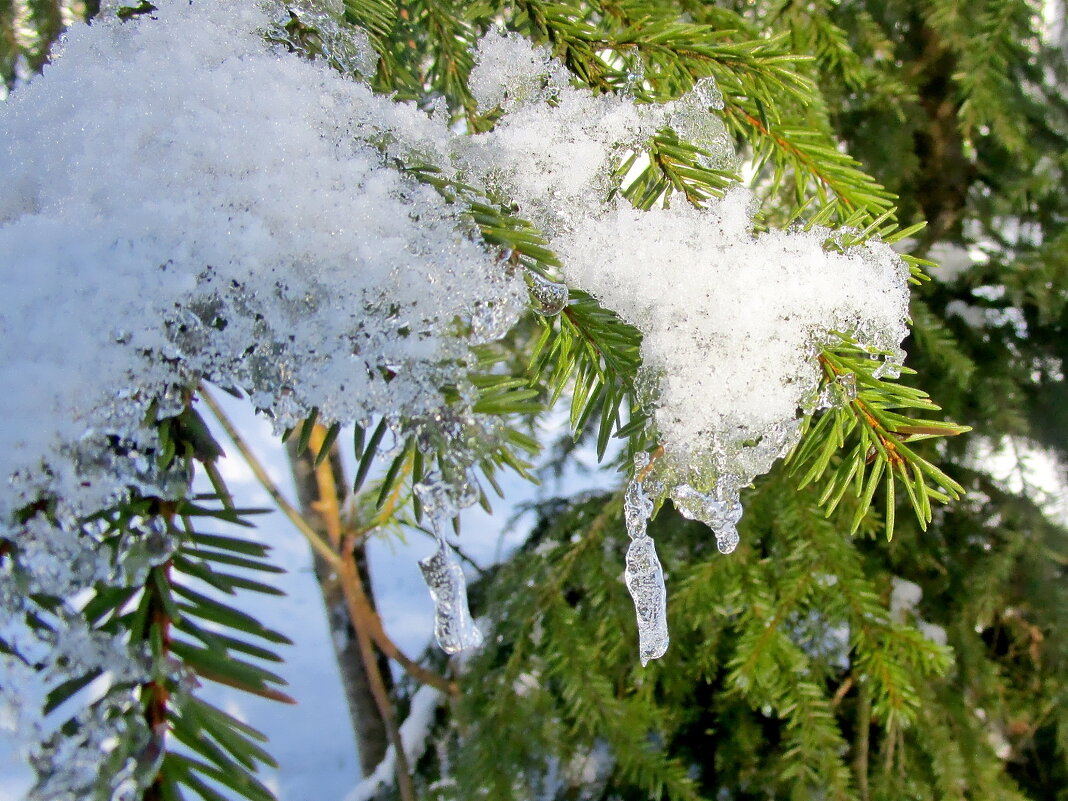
[341,551,416,801]
[307,427,459,697]
[307,426,415,801]
[197,384,341,569]
[340,532,460,697]
[201,388,455,798]
[830,673,854,708]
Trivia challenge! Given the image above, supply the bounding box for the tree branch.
[198,385,342,569]
[307,426,415,801]
[307,427,459,699]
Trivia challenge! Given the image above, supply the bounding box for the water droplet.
[716,525,740,554]
[528,272,569,317]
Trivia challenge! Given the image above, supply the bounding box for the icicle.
[623,470,669,665]
[418,518,483,654]
[527,271,569,317]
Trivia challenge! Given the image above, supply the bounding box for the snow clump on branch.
[459,32,912,661]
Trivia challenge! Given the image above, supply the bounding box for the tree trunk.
[285,439,392,776]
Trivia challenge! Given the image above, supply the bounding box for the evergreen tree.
[1,2,1065,801]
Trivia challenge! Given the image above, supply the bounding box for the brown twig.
[308,427,458,698]
[831,674,854,708]
[198,385,341,569]
[307,426,415,801]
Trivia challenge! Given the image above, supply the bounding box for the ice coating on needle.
[528,271,570,317]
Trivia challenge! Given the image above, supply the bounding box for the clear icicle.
[625,534,669,665]
[418,520,483,655]
[622,472,669,665]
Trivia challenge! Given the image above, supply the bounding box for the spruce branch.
[307,425,459,696]
[788,342,970,540]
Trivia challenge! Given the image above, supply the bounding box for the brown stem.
[831,674,854,708]
[286,435,390,773]
[307,427,416,801]
[307,428,458,698]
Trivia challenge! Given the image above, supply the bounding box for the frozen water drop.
[873,359,901,380]
[528,272,569,317]
[837,371,858,401]
[716,526,740,554]
[624,534,668,666]
[671,483,742,533]
[818,371,858,409]
[455,467,481,510]
[414,471,458,520]
[419,532,483,655]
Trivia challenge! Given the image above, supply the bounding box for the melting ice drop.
[419,538,484,654]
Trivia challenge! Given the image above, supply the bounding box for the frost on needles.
[0,2,912,793]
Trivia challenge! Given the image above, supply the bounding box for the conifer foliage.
[1,1,1066,801]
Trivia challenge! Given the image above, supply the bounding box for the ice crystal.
[417,515,484,655]
[816,370,859,410]
[418,539,484,654]
[414,474,484,654]
[623,455,669,665]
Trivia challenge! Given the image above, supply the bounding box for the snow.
[0,0,525,530]
[0,2,520,794]
[561,190,909,487]
[343,684,443,801]
[890,577,947,646]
